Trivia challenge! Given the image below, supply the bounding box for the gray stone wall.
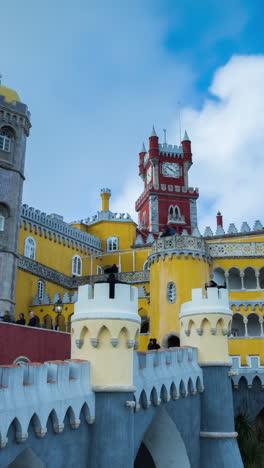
[0,97,31,317]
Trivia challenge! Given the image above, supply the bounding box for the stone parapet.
[21,204,102,251]
[77,270,150,286]
[0,360,95,449]
[208,241,264,258]
[230,355,264,388]
[133,347,204,409]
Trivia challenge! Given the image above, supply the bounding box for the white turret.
[71,282,140,390]
[180,288,232,364]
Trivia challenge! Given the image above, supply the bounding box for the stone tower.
[180,288,243,468]
[0,84,31,317]
[148,233,210,348]
[135,127,199,234]
[71,281,140,389]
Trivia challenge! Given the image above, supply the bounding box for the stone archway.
[162,332,180,348]
[134,408,190,468]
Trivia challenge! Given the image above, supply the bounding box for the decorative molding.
[200,431,238,439]
[75,339,84,349]
[92,385,137,392]
[21,204,102,251]
[208,242,264,258]
[77,271,150,286]
[18,255,76,289]
[90,338,99,348]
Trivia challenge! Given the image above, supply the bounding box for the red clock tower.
[135,127,199,235]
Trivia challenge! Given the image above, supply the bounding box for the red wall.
[0,322,71,365]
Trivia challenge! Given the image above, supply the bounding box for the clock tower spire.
[135,128,199,235]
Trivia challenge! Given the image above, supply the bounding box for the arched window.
[167,282,176,303]
[0,202,9,231]
[0,215,4,231]
[72,255,82,276]
[228,267,241,290]
[24,236,36,260]
[213,267,226,286]
[107,236,119,252]
[0,126,15,152]
[37,280,45,300]
[244,267,257,289]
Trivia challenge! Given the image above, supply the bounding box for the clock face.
[146,165,152,183]
[162,162,180,178]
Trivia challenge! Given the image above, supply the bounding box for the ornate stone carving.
[18,255,75,289]
[208,242,264,258]
[75,339,84,349]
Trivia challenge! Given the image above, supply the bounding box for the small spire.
[151,125,157,137]
[182,130,190,141]
[163,128,167,144]
[140,142,146,153]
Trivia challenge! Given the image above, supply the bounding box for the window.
[37,280,45,300]
[72,255,82,276]
[167,282,176,304]
[107,237,119,252]
[24,236,36,260]
[0,135,10,152]
[0,215,4,231]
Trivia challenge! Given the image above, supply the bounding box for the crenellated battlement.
[180,288,232,364]
[230,355,264,389]
[158,142,183,155]
[0,360,95,449]
[74,210,134,226]
[133,347,203,410]
[72,283,140,323]
[204,219,264,237]
[181,287,231,317]
[21,204,102,251]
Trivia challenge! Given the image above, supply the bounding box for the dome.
[0,85,20,103]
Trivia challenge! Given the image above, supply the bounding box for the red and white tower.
[135,127,199,234]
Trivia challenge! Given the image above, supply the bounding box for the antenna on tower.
[177,101,182,143]
[163,128,167,144]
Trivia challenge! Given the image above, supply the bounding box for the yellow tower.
[71,281,140,390]
[100,188,111,211]
[180,287,232,363]
[148,234,210,347]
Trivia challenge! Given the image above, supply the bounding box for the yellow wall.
[229,338,264,365]
[149,254,210,346]
[15,269,74,327]
[71,318,139,387]
[19,223,90,276]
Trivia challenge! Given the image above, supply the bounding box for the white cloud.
[114,55,264,234]
[182,54,264,232]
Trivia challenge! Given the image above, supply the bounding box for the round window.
[167,282,176,304]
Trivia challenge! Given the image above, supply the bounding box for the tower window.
[107,237,119,252]
[0,215,4,231]
[37,280,45,300]
[72,255,82,276]
[24,236,36,260]
[167,282,176,304]
[0,135,10,152]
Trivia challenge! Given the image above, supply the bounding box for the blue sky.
[1,0,264,232]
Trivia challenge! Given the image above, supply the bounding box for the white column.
[90,256,93,275]
[243,317,248,337]
[65,321,68,333]
[225,272,229,290]
[153,160,159,190]
[256,272,260,289]
[118,253,121,272]
[240,272,245,290]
